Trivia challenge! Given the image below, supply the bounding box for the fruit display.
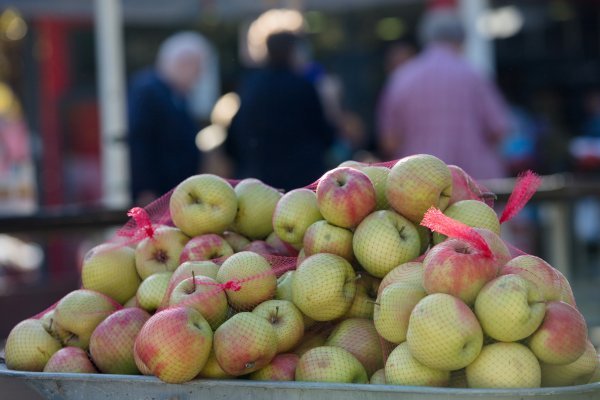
[3,155,600,391]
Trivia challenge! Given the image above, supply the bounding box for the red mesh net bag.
[3,154,599,390]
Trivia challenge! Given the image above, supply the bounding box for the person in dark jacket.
[127,32,207,205]
[226,31,334,191]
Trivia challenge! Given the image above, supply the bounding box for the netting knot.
[220,280,242,291]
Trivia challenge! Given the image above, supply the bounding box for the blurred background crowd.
[0,0,600,348]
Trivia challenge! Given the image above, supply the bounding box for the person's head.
[156,31,207,93]
[266,31,301,69]
[418,9,465,51]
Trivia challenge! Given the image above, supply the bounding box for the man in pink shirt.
[377,9,509,179]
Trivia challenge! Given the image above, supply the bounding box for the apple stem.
[245,361,255,369]
[347,273,362,283]
[192,271,197,292]
[48,318,53,332]
[271,306,280,324]
[65,333,76,346]
[366,300,380,306]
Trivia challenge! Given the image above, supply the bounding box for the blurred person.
[225,31,334,191]
[127,32,208,205]
[377,9,509,179]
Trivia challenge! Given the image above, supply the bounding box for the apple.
[374,282,427,344]
[216,251,276,310]
[360,165,390,210]
[169,174,238,237]
[474,274,546,342]
[243,240,279,256]
[292,253,357,321]
[303,220,354,261]
[338,160,365,168]
[213,312,277,375]
[4,319,62,371]
[296,346,368,383]
[275,270,294,301]
[499,255,574,304]
[370,369,386,384]
[134,306,212,383]
[386,154,452,223]
[53,289,122,349]
[432,200,500,244]
[407,293,483,371]
[417,225,431,254]
[448,165,491,205]
[316,167,376,228]
[385,342,450,387]
[378,261,423,296]
[89,307,150,375]
[253,299,304,353]
[222,231,251,252]
[326,318,383,376]
[133,349,152,376]
[296,248,307,267]
[249,353,299,381]
[466,342,541,388]
[160,260,220,309]
[272,188,323,244]
[528,301,588,365]
[292,324,333,357]
[124,296,140,308]
[232,178,282,239]
[136,272,172,313]
[353,210,421,278]
[344,273,380,319]
[81,243,140,304]
[197,348,233,379]
[179,234,233,263]
[38,309,69,342]
[43,347,97,373]
[169,275,228,329]
[588,354,600,383]
[541,340,599,387]
[423,237,501,305]
[135,226,189,280]
[266,231,300,256]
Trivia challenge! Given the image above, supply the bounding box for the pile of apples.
[4,154,600,389]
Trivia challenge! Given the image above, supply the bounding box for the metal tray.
[1,363,599,400]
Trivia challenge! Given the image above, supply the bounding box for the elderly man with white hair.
[127,32,209,205]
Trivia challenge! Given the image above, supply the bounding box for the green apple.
[432,200,500,244]
[169,174,238,237]
[374,282,427,344]
[541,340,599,387]
[213,312,277,375]
[303,220,354,261]
[361,165,390,210]
[179,234,233,263]
[296,346,368,383]
[4,319,62,371]
[272,188,323,244]
[338,160,365,168]
[89,307,150,374]
[123,296,140,308]
[466,342,541,388]
[500,255,574,304]
[292,253,357,321]
[136,272,172,313]
[169,275,228,329]
[275,270,294,301]
[528,301,588,365]
[252,299,304,353]
[386,154,452,223]
[407,293,483,371]
[135,226,189,280]
[134,306,213,383]
[161,260,220,309]
[353,210,420,278]
[53,289,121,349]
[385,342,450,387]
[378,261,423,296]
[197,348,233,379]
[43,347,97,373]
[370,368,386,384]
[81,243,140,304]
[326,318,383,376]
[249,353,299,381]
[475,274,546,342]
[344,273,380,319]
[216,251,276,310]
[222,231,251,252]
[232,178,282,239]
